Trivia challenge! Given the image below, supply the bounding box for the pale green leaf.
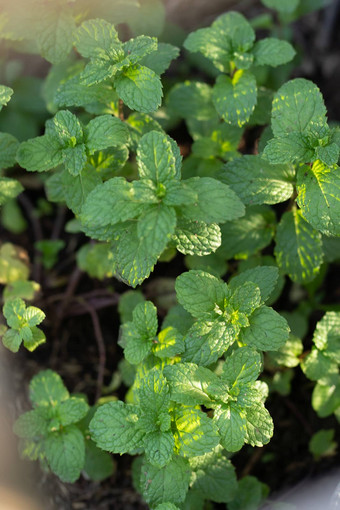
[45,426,85,483]
[29,370,69,407]
[63,143,87,176]
[85,115,129,153]
[181,177,245,224]
[239,306,290,351]
[115,65,162,113]
[164,362,219,406]
[144,430,174,468]
[301,348,337,381]
[24,306,45,327]
[153,327,184,359]
[221,347,262,386]
[270,78,327,139]
[0,177,23,206]
[140,43,179,75]
[16,135,63,172]
[214,405,247,452]
[89,401,143,453]
[174,407,219,458]
[296,161,340,236]
[36,10,76,64]
[312,312,340,363]
[311,377,340,418]
[244,402,273,446]
[140,456,191,506]
[0,133,19,169]
[61,166,102,216]
[13,409,48,439]
[229,266,279,303]
[123,35,158,64]
[0,84,13,111]
[75,19,120,58]
[173,219,222,256]
[219,206,275,260]
[58,397,89,426]
[2,329,22,353]
[167,81,216,121]
[222,155,295,205]
[263,132,315,164]
[190,454,237,503]
[274,209,323,282]
[137,205,177,256]
[81,177,143,229]
[175,270,227,318]
[137,131,176,183]
[212,71,257,127]
[252,38,295,67]
[110,222,161,287]
[229,282,262,316]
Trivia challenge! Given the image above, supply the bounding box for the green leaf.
[140,456,191,506]
[154,504,180,510]
[133,301,158,338]
[222,347,262,386]
[62,144,87,176]
[181,177,245,224]
[275,209,323,283]
[0,133,20,169]
[175,270,227,318]
[3,297,26,329]
[110,222,161,287]
[58,397,89,426]
[309,429,336,459]
[214,405,247,451]
[29,370,69,408]
[244,402,273,446]
[140,42,179,75]
[0,177,23,206]
[173,219,222,256]
[164,362,218,406]
[163,181,197,207]
[2,329,22,353]
[153,327,184,359]
[115,65,162,113]
[137,368,170,416]
[252,38,295,67]
[229,266,279,303]
[90,401,143,453]
[313,312,340,363]
[311,377,340,417]
[61,166,102,216]
[16,135,63,172]
[301,348,337,381]
[52,110,83,145]
[222,156,295,205]
[270,78,327,139]
[184,12,255,73]
[262,132,315,165]
[212,71,257,127]
[239,306,290,351]
[190,453,237,503]
[228,475,268,510]
[44,426,85,483]
[167,81,216,121]
[83,439,115,482]
[3,280,40,302]
[144,430,174,468]
[36,9,76,64]
[81,178,143,229]
[75,19,120,58]
[137,131,177,183]
[85,115,129,153]
[138,204,177,256]
[219,206,275,260]
[183,320,238,366]
[315,142,339,167]
[24,306,45,327]
[296,161,340,236]
[174,407,219,458]
[13,409,48,439]
[23,327,46,352]
[123,35,158,64]
[0,243,29,284]
[0,84,13,111]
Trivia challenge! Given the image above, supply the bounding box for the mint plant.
[13,369,114,483]
[1,0,339,508]
[1,298,45,353]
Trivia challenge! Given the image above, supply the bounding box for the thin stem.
[118,99,124,121]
